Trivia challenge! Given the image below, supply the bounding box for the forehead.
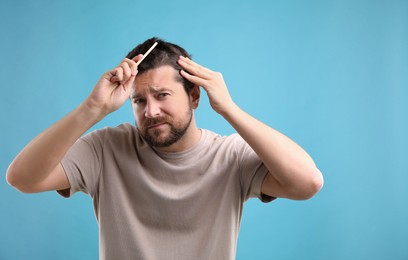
[132,65,182,95]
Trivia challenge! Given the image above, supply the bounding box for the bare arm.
[6,55,143,193]
[178,56,323,200]
[221,105,323,200]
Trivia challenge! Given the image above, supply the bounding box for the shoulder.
[104,123,137,137]
[201,129,247,152]
[203,129,244,143]
[86,123,136,136]
[82,123,139,145]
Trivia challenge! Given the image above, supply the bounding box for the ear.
[189,85,200,109]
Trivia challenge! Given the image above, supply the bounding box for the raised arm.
[6,55,143,193]
[178,56,323,200]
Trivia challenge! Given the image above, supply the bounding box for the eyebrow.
[131,87,173,99]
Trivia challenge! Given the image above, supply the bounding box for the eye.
[157,93,170,99]
[132,98,145,104]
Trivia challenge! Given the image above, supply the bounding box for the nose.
[144,99,161,118]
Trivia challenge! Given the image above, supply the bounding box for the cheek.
[164,103,178,114]
[170,96,191,112]
[156,99,177,114]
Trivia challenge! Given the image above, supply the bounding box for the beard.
[138,109,193,148]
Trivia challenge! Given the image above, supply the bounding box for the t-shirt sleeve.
[57,132,103,198]
[234,135,276,203]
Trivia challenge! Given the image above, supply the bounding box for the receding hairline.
[136,64,186,86]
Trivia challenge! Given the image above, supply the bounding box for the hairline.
[136,65,191,94]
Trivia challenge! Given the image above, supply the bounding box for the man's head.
[126,37,195,94]
[128,38,200,151]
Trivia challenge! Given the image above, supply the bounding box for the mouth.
[147,122,167,129]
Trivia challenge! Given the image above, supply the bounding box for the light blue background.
[1,0,407,259]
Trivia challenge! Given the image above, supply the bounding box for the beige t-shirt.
[59,123,274,260]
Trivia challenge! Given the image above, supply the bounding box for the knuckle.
[210,71,222,77]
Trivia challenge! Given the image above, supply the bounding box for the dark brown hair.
[126,37,194,93]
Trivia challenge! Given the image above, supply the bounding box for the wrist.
[219,102,241,120]
[77,100,106,125]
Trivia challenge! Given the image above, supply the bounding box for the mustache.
[143,117,171,128]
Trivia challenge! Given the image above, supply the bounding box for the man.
[6,37,323,259]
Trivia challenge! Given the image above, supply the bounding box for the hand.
[178,56,235,115]
[85,54,143,117]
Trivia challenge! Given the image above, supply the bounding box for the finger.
[180,69,207,87]
[178,57,212,78]
[110,67,123,83]
[178,56,213,80]
[129,59,139,76]
[122,57,140,76]
[132,54,144,66]
[123,73,137,95]
[120,62,132,81]
[180,56,215,75]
